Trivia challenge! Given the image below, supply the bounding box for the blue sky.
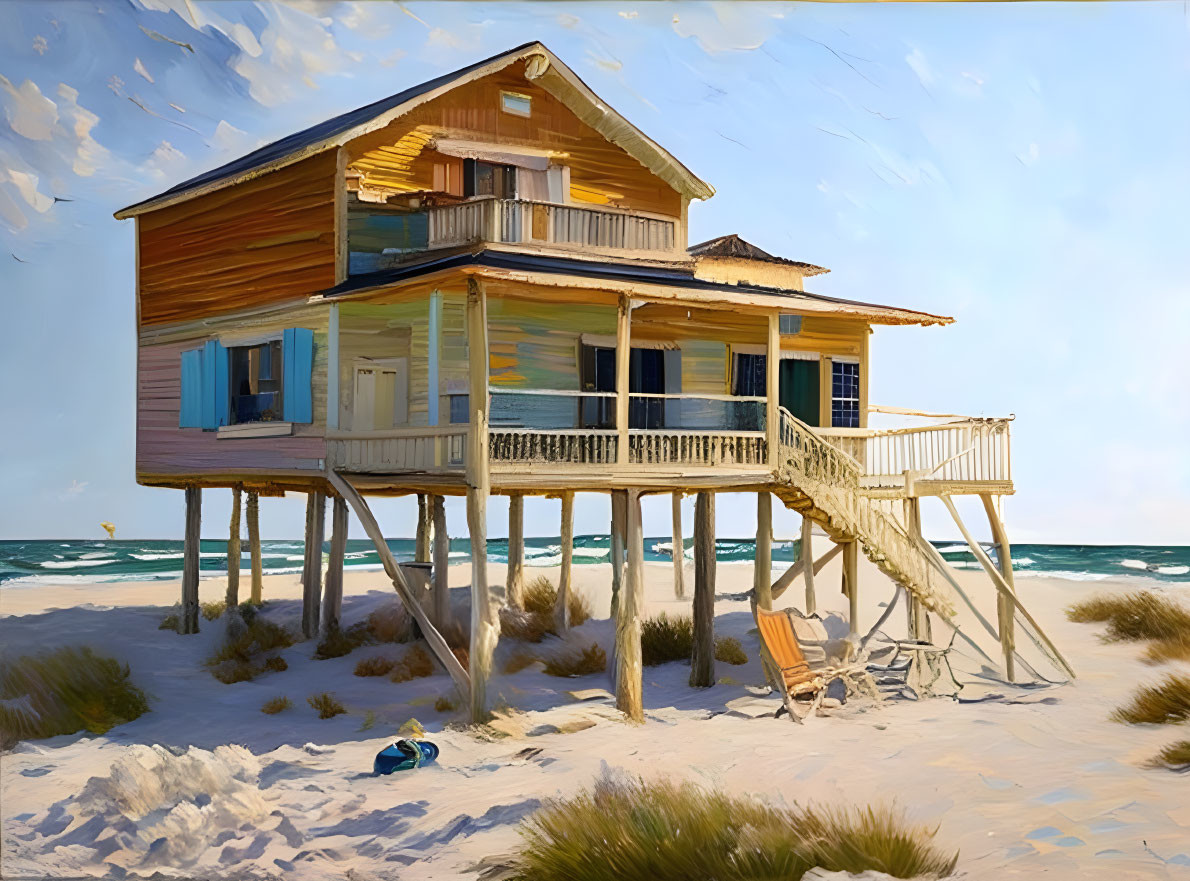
[1,1,1187,545]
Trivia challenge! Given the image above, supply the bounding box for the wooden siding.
[344,61,682,218]
[487,297,616,390]
[137,304,329,479]
[138,153,337,325]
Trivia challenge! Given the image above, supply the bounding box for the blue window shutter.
[200,340,230,429]
[179,349,203,428]
[283,327,314,423]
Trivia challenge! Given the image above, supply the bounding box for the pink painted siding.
[137,340,326,478]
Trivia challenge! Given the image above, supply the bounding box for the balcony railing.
[427,198,677,254]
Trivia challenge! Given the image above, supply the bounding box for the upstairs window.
[831,360,860,428]
[779,314,802,335]
[464,159,516,199]
[230,340,283,424]
[500,91,531,117]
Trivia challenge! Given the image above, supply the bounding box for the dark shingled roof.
[115,42,542,217]
[688,234,829,276]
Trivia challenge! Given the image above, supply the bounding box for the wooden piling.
[415,493,432,564]
[324,496,347,634]
[610,489,627,619]
[246,490,263,604]
[690,490,716,688]
[616,489,645,722]
[671,491,685,599]
[226,485,241,609]
[182,486,201,634]
[302,491,325,640]
[431,494,450,630]
[555,491,574,632]
[842,539,859,640]
[506,493,525,609]
[754,492,773,611]
[982,494,1017,682]
[801,516,817,615]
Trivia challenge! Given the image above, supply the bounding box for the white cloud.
[5,169,54,213]
[905,47,935,87]
[56,84,108,177]
[144,140,186,182]
[212,120,254,154]
[0,75,59,141]
[134,57,154,83]
[670,3,774,54]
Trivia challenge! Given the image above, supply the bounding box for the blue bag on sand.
[374,739,439,775]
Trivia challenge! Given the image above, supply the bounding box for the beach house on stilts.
[115,42,1071,723]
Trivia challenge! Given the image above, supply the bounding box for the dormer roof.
[115,42,714,220]
[688,234,829,277]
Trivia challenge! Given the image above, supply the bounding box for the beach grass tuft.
[1111,674,1190,725]
[0,646,149,748]
[541,642,606,678]
[504,650,539,674]
[390,644,436,683]
[354,655,397,677]
[1144,633,1190,664]
[510,774,957,881]
[434,694,458,713]
[1066,592,1190,643]
[206,617,298,683]
[714,636,748,666]
[201,600,227,621]
[1148,740,1190,771]
[261,695,292,715]
[500,607,553,643]
[366,603,414,644]
[307,692,347,719]
[641,613,694,666]
[262,655,288,673]
[502,577,592,643]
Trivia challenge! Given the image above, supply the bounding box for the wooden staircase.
[772,409,957,618]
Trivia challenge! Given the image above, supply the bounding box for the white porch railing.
[489,428,618,465]
[326,427,467,473]
[426,197,677,253]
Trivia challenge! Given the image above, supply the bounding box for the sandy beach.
[3,554,1190,880]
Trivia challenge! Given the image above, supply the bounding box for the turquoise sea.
[0,538,1187,587]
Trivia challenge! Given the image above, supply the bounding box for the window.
[463,159,516,199]
[449,394,470,425]
[732,353,766,397]
[579,345,616,429]
[500,91,531,117]
[779,314,802,335]
[831,361,860,428]
[229,340,283,424]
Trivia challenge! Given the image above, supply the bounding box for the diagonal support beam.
[770,544,842,603]
[328,471,471,699]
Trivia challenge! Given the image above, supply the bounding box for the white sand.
[3,556,1190,880]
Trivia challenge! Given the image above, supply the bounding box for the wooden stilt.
[616,489,645,721]
[770,543,841,603]
[670,491,686,599]
[431,494,450,630]
[328,472,470,698]
[466,276,498,723]
[610,489,626,619]
[555,491,574,632]
[801,516,817,615]
[226,485,241,609]
[323,496,347,634]
[842,539,859,640]
[182,486,201,634]
[982,494,1017,682]
[754,492,773,611]
[246,491,263,604]
[415,493,432,564]
[690,490,716,688]
[302,491,326,640]
[506,493,525,609]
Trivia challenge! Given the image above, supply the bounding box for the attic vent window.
[779,314,802,335]
[501,91,531,117]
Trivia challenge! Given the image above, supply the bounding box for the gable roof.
[689,234,829,276]
[114,42,714,219]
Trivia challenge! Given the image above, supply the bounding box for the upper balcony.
[347,195,682,275]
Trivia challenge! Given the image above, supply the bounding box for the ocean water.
[0,538,1187,588]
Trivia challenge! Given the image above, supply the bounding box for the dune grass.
[1111,674,1190,725]
[1148,740,1190,771]
[0,646,149,748]
[1067,592,1190,642]
[206,617,298,684]
[504,650,539,674]
[434,694,458,713]
[201,600,227,621]
[510,775,957,881]
[541,642,606,678]
[390,644,436,683]
[502,577,592,643]
[261,695,292,715]
[315,605,415,659]
[714,636,748,666]
[1144,634,1190,664]
[641,613,694,666]
[354,655,397,677]
[307,692,347,719]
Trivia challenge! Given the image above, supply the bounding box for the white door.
[354,359,408,429]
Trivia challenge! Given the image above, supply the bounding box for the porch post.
[506,493,525,609]
[616,489,645,722]
[690,490,716,687]
[246,490,263,604]
[324,496,348,634]
[182,486,201,634]
[302,491,325,640]
[754,492,773,611]
[766,312,780,467]
[431,494,450,630]
[801,515,817,615]
[466,276,498,723]
[226,485,241,609]
[615,294,631,467]
[555,491,574,632]
[671,491,685,599]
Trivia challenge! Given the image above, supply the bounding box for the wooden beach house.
[115,42,1068,722]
